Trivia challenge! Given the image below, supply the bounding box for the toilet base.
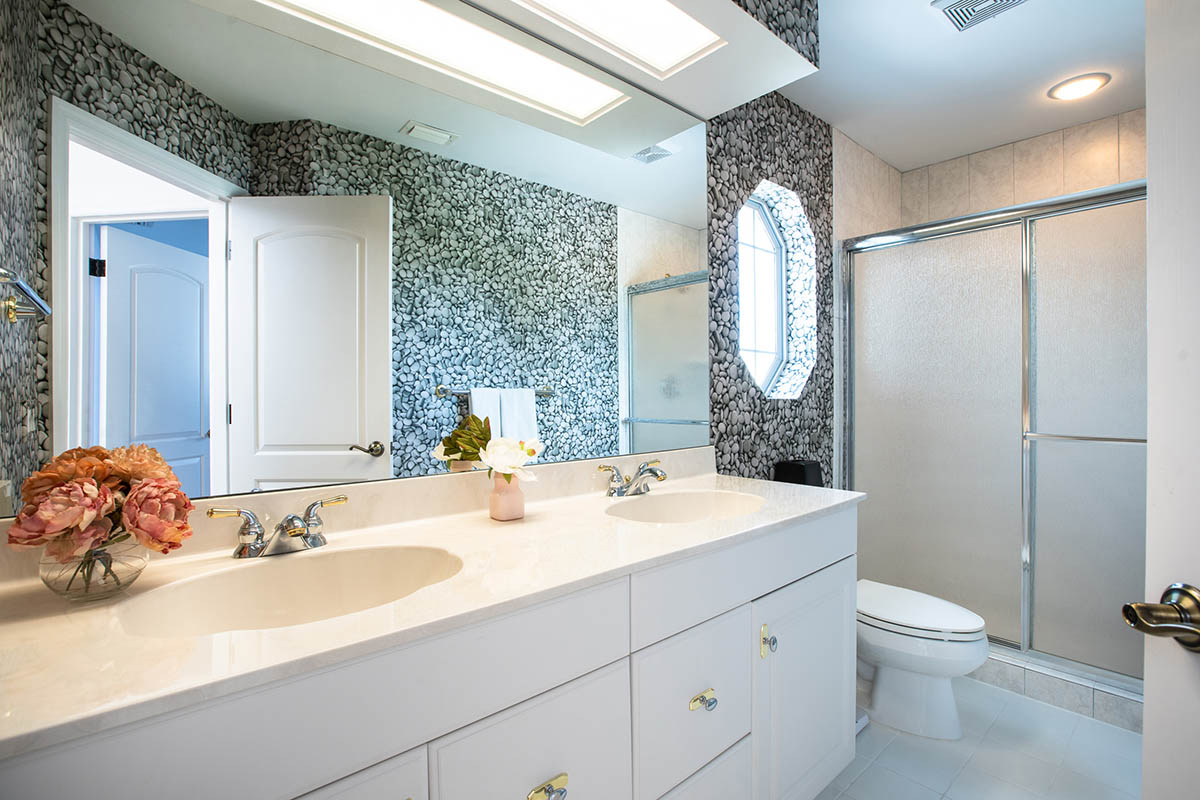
[869,665,963,740]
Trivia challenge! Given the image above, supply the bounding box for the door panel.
[227,196,393,492]
[752,556,856,800]
[102,226,209,497]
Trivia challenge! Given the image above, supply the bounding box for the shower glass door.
[1028,199,1147,677]
[852,225,1025,644]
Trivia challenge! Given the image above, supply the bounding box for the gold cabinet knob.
[689,688,718,711]
[527,773,568,800]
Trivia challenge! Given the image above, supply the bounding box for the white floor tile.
[946,764,1042,800]
[1046,768,1138,800]
[968,737,1059,794]
[855,723,896,761]
[814,783,843,800]
[1068,715,1142,762]
[954,677,1010,737]
[984,694,1081,763]
[832,754,873,791]
[1059,737,1141,797]
[844,763,941,800]
[873,730,981,794]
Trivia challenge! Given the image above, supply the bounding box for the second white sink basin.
[605,490,765,525]
[119,545,462,637]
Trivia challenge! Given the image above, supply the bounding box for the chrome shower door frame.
[841,181,1147,683]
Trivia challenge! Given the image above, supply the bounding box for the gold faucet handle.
[207,507,245,519]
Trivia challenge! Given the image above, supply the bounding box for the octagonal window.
[736,180,817,399]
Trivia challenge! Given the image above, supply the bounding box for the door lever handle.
[1123,583,1200,651]
[349,441,385,457]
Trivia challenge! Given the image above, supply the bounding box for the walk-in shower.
[843,183,1147,686]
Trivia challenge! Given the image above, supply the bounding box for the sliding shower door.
[1028,199,1147,677]
[852,225,1025,643]
[849,190,1147,678]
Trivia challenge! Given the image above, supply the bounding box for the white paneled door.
[226,196,393,492]
[102,226,210,497]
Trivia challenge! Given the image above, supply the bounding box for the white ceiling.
[65,0,710,228]
[781,0,1146,171]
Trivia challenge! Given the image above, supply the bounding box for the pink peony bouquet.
[7,445,194,590]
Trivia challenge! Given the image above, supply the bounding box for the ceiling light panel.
[1047,72,1112,101]
[511,0,726,80]
[256,0,628,124]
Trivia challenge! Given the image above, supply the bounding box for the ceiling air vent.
[931,0,1029,31]
[632,144,673,164]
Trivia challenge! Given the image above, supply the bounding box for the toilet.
[856,579,988,740]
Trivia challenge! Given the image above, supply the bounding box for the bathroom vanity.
[0,449,861,800]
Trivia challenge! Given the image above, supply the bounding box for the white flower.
[479,437,541,481]
[431,443,461,462]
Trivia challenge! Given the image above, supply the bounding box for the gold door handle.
[761,624,778,658]
[689,688,718,711]
[1123,583,1200,651]
[527,772,568,800]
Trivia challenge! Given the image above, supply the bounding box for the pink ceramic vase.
[489,473,524,521]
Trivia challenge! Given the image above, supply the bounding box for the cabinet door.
[298,746,426,800]
[660,737,752,800]
[752,556,856,800]
[428,660,633,800]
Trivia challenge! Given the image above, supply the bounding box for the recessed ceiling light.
[511,0,726,80]
[1047,72,1112,101]
[255,0,629,125]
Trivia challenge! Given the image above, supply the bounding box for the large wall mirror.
[1,0,714,509]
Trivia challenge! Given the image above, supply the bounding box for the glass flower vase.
[39,538,149,601]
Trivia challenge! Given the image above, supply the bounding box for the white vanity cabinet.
[752,557,858,800]
[300,746,428,800]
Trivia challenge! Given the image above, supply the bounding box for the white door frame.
[49,98,245,494]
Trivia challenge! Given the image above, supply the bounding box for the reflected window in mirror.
[736,180,817,399]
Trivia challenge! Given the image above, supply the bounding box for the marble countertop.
[0,468,862,761]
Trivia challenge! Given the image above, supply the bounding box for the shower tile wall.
[900,109,1147,225]
[832,129,902,244]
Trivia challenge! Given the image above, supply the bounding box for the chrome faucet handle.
[636,460,665,479]
[598,464,629,496]
[303,494,348,526]
[208,507,266,558]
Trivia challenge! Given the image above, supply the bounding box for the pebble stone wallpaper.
[707,92,835,483]
[732,0,819,66]
[0,0,43,497]
[252,120,619,477]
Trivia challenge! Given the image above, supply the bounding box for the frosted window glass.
[853,225,1025,642]
[629,280,709,450]
[1030,439,1145,677]
[1031,200,1147,439]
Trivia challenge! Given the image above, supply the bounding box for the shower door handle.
[1122,583,1200,651]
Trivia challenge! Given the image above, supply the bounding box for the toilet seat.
[857,580,986,642]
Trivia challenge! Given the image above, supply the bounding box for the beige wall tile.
[833,128,901,241]
[1094,690,1143,733]
[968,143,1015,213]
[1014,130,1064,203]
[1063,115,1120,193]
[1024,670,1094,716]
[969,657,1025,694]
[928,156,969,221]
[901,168,929,226]
[1119,107,1147,182]
[888,167,902,230]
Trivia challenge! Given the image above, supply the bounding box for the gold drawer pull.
[527,772,568,800]
[689,688,718,711]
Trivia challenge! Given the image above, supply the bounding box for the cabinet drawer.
[631,606,752,800]
[299,746,427,800]
[428,660,632,800]
[660,737,752,800]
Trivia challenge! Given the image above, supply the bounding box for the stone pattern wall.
[731,0,819,66]
[0,0,44,499]
[708,93,834,483]
[254,121,619,477]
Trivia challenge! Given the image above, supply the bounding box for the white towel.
[469,388,502,434]
[499,388,539,448]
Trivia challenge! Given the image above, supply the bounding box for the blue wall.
[109,218,207,256]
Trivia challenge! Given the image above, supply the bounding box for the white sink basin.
[605,490,765,525]
[119,546,462,637]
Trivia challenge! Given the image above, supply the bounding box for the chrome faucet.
[598,460,667,497]
[207,495,348,558]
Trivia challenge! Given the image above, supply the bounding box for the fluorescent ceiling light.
[256,0,628,125]
[1047,72,1111,101]
[512,0,726,80]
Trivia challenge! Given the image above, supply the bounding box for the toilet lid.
[857,579,986,635]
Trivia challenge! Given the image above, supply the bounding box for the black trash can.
[773,459,823,487]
